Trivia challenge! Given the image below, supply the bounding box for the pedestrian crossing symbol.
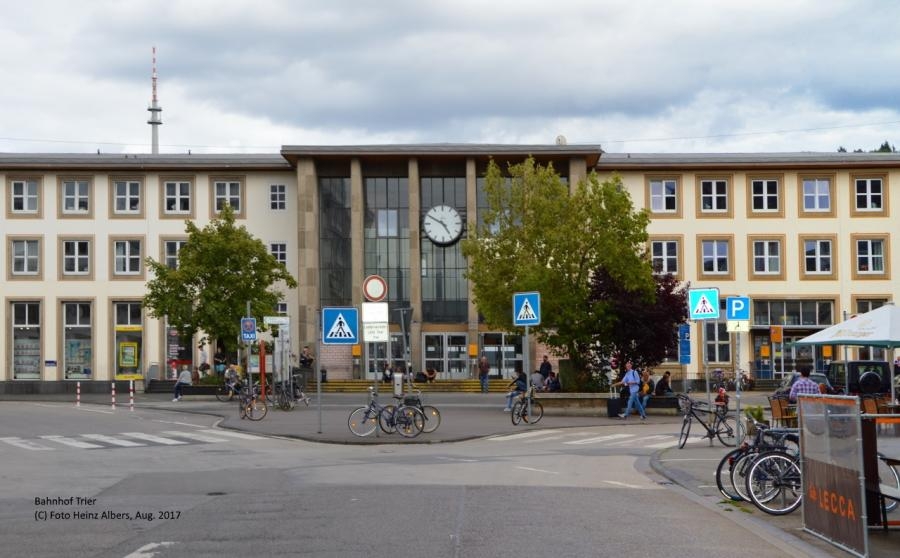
[688,288,720,320]
[513,292,541,326]
[322,307,359,345]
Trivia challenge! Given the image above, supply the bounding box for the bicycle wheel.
[716,447,746,502]
[511,400,524,425]
[348,407,378,437]
[420,405,441,433]
[746,450,802,515]
[878,453,900,513]
[731,450,758,502]
[524,400,543,424]
[242,396,268,421]
[238,396,248,419]
[395,406,425,438]
[716,413,739,447]
[678,414,692,448]
[379,404,397,434]
[277,389,294,411]
[215,384,234,402]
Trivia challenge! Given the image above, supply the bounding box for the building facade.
[2,147,898,390]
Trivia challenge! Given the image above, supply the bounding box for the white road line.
[563,433,633,445]
[602,480,647,489]
[515,466,559,475]
[154,420,210,428]
[120,432,188,445]
[0,437,54,451]
[75,407,115,415]
[435,456,480,463]
[81,434,145,447]
[161,431,229,443]
[605,435,673,447]
[123,541,177,558]
[198,429,265,440]
[487,430,563,441]
[40,435,104,449]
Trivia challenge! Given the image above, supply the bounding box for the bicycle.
[273,378,311,411]
[511,387,544,425]
[394,390,441,433]
[677,393,740,448]
[715,417,799,502]
[348,387,425,438]
[215,378,242,402]
[237,385,268,421]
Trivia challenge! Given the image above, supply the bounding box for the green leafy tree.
[462,158,654,389]
[143,205,298,349]
[585,268,688,388]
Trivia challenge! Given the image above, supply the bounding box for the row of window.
[6,178,289,218]
[647,174,888,218]
[651,234,891,281]
[4,237,289,280]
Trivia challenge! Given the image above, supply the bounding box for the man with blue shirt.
[613,361,646,420]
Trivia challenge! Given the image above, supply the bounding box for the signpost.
[726,296,751,436]
[688,288,720,446]
[513,292,541,420]
[240,317,257,342]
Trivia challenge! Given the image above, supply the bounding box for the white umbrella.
[796,303,899,402]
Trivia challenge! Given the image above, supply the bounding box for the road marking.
[563,433,633,445]
[515,466,559,475]
[75,407,115,415]
[0,437,53,451]
[155,420,210,428]
[605,434,673,448]
[602,480,647,489]
[435,456,480,463]
[487,430,563,441]
[120,432,188,445]
[81,434,145,447]
[161,431,229,443]
[657,458,721,462]
[199,429,265,440]
[123,541,177,558]
[40,435,104,449]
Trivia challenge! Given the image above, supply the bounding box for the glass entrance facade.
[479,332,523,379]
[423,333,468,378]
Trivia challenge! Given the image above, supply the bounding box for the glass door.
[479,332,523,379]
[422,333,469,379]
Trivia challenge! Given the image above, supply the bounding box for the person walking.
[478,356,490,393]
[612,361,646,420]
[173,365,193,401]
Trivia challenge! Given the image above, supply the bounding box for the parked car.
[827,360,892,395]
[773,371,834,398]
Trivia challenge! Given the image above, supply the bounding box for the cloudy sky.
[1,0,899,154]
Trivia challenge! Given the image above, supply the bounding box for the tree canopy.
[143,205,298,349]
[461,158,655,387]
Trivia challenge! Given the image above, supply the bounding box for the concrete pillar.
[295,158,318,348]
[466,157,479,376]
[408,158,422,372]
[350,158,364,307]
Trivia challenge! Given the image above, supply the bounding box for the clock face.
[423,205,463,245]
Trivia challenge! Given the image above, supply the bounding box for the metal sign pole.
[735,329,742,441]
[525,325,531,420]
[316,309,322,434]
[703,322,713,447]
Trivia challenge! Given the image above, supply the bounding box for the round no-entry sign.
[363,274,388,302]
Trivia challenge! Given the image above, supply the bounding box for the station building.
[2,146,899,390]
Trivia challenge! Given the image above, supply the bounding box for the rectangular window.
[377,209,399,237]
[63,301,92,380]
[270,242,287,265]
[276,301,288,315]
[751,179,779,212]
[113,240,142,275]
[704,320,730,363]
[114,301,143,377]
[650,240,679,275]
[803,178,830,211]
[113,180,141,214]
[701,239,729,274]
[214,180,241,213]
[163,240,186,270]
[752,240,780,274]
[699,179,728,213]
[649,178,677,213]
[270,184,286,210]
[851,176,888,218]
[804,239,832,274]
[62,179,90,214]
[164,181,192,214]
[319,176,352,308]
[11,239,40,275]
[62,240,90,275]
[852,235,889,279]
[12,301,41,379]
[11,179,39,214]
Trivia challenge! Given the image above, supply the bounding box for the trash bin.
[320,368,327,383]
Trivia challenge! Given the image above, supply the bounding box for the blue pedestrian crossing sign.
[688,288,720,320]
[726,296,751,321]
[513,292,541,326]
[240,317,257,341]
[322,307,359,345]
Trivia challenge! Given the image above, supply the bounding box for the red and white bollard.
[129,380,134,412]
[111,382,116,410]
[76,381,81,407]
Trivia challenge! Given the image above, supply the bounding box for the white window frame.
[270,184,286,210]
[649,179,677,213]
[804,239,832,274]
[164,240,187,270]
[164,181,192,214]
[856,239,885,274]
[276,301,288,315]
[854,178,883,212]
[113,180,141,214]
[751,179,779,212]
[704,320,731,363]
[11,180,39,213]
[12,239,40,275]
[752,239,781,275]
[269,242,287,265]
[700,179,728,213]
[114,240,142,275]
[214,180,241,213]
[63,240,90,275]
[651,240,678,275]
[802,178,831,212]
[62,179,90,214]
[701,239,729,275]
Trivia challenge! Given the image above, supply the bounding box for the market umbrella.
[796,303,900,402]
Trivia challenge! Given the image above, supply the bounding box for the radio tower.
[147,46,163,154]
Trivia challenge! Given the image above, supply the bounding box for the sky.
[1,0,899,155]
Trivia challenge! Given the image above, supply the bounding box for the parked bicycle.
[237,385,268,421]
[677,393,740,448]
[511,386,544,425]
[348,387,425,438]
[715,416,799,502]
[273,378,310,411]
[393,390,441,433]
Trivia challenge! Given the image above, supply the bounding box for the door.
[479,332,523,379]
[423,333,469,379]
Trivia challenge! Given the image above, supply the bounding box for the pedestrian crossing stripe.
[516,300,536,321]
[0,430,266,451]
[692,295,716,316]
[325,313,354,339]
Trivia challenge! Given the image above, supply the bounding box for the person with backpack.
[612,361,646,420]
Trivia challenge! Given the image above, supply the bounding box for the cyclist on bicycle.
[224,364,242,391]
[503,369,527,412]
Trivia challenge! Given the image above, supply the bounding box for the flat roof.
[0,153,291,171]
[597,152,900,170]
[280,144,604,166]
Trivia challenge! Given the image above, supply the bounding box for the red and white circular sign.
[363,274,388,302]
